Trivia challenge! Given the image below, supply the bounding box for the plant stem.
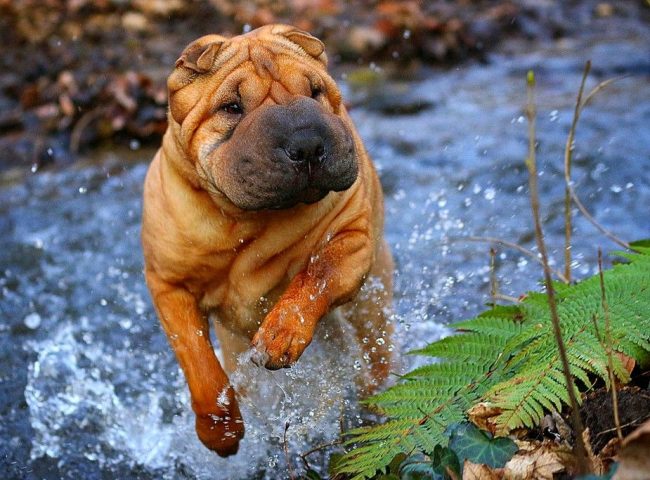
[284,422,296,480]
[597,249,623,441]
[562,65,630,251]
[489,247,497,305]
[564,61,591,283]
[525,71,590,474]
[459,236,569,283]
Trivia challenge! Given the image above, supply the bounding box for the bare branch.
[300,439,342,471]
[598,249,623,441]
[563,61,591,283]
[457,236,569,283]
[284,422,296,480]
[562,64,630,250]
[489,247,498,305]
[525,71,591,474]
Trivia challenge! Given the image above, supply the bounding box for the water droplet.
[484,188,496,201]
[24,312,42,329]
[78,186,87,194]
[46,147,53,156]
[549,110,559,122]
[31,163,38,173]
[610,184,622,193]
[129,139,141,151]
[100,298,108,306]
[242,24,252,33]
[403,29,411,39]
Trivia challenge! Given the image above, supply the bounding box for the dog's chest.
[201,280,288,337]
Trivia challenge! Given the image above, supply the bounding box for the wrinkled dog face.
[167,25,358,210]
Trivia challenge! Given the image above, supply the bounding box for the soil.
[582,385,650,453]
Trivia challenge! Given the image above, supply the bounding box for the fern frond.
[337,250,650,479]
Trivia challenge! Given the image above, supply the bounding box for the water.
[1,37,649,479]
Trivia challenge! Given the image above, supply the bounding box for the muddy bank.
[1,0,648,172]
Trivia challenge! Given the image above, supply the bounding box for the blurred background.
[1,1,649,479]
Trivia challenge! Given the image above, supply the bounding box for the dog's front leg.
[252,230,372,370]
[146,271,244,456]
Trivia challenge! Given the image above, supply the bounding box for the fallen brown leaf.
[463,460,502,480]
[467,402,502,436]
[504,440,572,480]
[613,419,650,480]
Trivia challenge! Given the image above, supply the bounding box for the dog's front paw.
[193,387,244,457]
[195,412,244,457]
[251,305,315,370]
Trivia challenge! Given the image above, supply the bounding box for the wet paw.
[193,386,245,457]
[195,411,245,457]
[250,308,314,370]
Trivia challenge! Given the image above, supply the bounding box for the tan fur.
[141,25,393,457]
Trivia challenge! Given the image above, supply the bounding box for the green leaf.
[399,457,439,480]
[335,249,650,480]
[448,423,518,468]
[388,453,408,474]
[629,239,650,249]
[302,469,322,480]
[328,452,344,477]
[431,445,461,479]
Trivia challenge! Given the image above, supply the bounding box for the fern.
[337,248,650,480]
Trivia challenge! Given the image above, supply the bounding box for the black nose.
[285,130,326,165]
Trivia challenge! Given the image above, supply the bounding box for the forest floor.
[1,0,648,173]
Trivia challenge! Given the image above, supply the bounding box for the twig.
[70,107,104,154]
[489,247,497,305]
[300,439,342,471]
[525,71,591,475]
[596,415,649,437]
[562,64,630,250]
[564,61,591,283]
[598,249,623,441]
[487,248,521,303]
[284,421,296,480]
[457,236,569,283]
[493,293,521,304]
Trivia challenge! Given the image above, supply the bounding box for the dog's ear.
[168,35,226,124]
[175,35,225,74]
[273,26,327,66]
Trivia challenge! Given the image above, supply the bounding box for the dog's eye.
[221,102,243,115]
[310,86,323,99]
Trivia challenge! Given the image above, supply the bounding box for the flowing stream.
[1,35,649,479]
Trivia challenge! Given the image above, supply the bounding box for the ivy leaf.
[448,423,517,468]
[399,447,460,480]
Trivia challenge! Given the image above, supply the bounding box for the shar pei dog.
[141,24,393,456]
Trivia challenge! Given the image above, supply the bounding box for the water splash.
[25,316,366,479]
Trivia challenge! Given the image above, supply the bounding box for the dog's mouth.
[205,97,358,211]
[266,186,331,210]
